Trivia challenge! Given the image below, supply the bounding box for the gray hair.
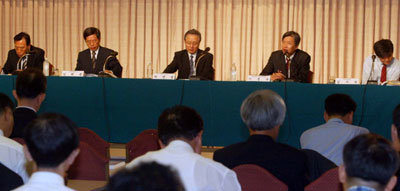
[240,90,286,131]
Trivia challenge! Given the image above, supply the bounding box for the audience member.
[0,162,23,190]
[213,89,308,191]
[10,68,47,138]
[13,113,79,191]
[108,161,184,191]
[126,105,241,191]
[300,93,369,165]
[0,92,29,183]
[390,104,400,191]
[339,133,399,191]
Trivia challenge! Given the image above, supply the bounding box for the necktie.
[381,64,387,82]
[92,51,96,70]
[190,55,194,76]
[19,56,27,70]
[286,57,291,78]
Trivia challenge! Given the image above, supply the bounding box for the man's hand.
[271,71,286,81]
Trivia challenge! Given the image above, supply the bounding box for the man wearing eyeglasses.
[75,27,123,78]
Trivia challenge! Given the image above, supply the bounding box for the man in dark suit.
[213,89,309,191]
[0,162,23,190]
[10,68,46,138]
[75,27,123,78]
[260,31,311,82]
[163,29,214,80]
[2,32,45,74]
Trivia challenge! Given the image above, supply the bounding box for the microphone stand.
[366,55,377,84]
[98,52,118,78]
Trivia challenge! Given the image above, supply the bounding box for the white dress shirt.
[13,171,74,191]
[126,140,241,191]
[0,130,29,183]
[362,55,400,84]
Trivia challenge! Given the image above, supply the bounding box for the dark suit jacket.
[75,46,123,78]
[2,45,45,74]
[10,107,37,138]
[163,49,214,80]
[260,49,311,83]
[0,162,23,191]
[213,135,309,191]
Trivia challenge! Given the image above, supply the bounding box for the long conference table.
[1,75,399,148]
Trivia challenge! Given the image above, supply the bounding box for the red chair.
[126,129,160,163]
[67,141,109,180]
[78,127,110,159]
[233,164,288,191]
[12,138,26,145]
[305,167,342,191]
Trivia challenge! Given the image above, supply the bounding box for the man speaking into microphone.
[163,29,214,80]
[75,27,123,78]
[260,31,311,82]
[2,32,45,74]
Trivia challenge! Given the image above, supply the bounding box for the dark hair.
[158,105,203,145]
[14,32,31,46]
[282,31,301,46]
[107,162,185,191]
[392,104,400,139]
[325,94,356,116]
[0,93,14,115]
[374,39,393,59]
[83,27,101,40]
[184,29,201,42]
[15,68,47,99]
[24,113,79,168]
[343,134,399,186]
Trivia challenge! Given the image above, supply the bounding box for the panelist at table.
[2,32,45,74]
[361,39,400,84]
[260,31,310,83]
[75,27,123,78]
[163,29,214,80]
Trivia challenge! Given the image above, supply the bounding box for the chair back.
[78,127,110,158]
[67,141,109,180]
[233,164,288,191]
[126,129,160,163]
[305,167,342,191]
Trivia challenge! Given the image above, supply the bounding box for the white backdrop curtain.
[0,0,399,83]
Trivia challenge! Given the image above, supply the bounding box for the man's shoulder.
[0,136,24,154]
[174,49,187,56]
[78,48,90,55]
[31,45,45,54]
[99,46,116,54]
[295,49,311,59]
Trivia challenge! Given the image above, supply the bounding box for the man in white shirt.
[0,93,29,183]
[126,105,241,191]
[362,39,400,84]
[339,134,399,191]
[13,113,80,191]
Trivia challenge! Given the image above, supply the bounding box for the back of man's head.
[374,39,393,59]
[16,68,46,99]
[0,93,14,136]
[341,133,399,190]
[158,105,203,145]
[325,93,356,117]
[107,162,185,191]
[240,89,286,131]
[393,104,400,138]
[24,113,79,168]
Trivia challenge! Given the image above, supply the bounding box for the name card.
[61,71,84,77]
[247,75,271,82]
[152,73,176,80]
[335,78,359,85]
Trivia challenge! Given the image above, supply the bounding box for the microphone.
[366,55,377,84]
[204,47,210,53]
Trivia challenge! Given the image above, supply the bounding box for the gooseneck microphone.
[367,55,377,83]
[195,47,210,68]
[103,51,118,71]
